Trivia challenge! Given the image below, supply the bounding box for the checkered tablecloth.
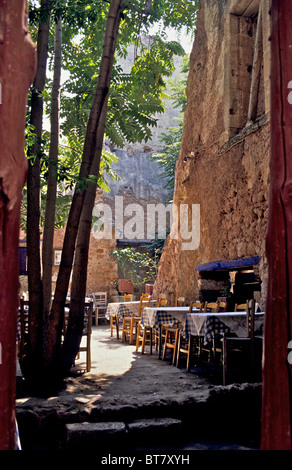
[141,306,193,332]
[184,312,265,345]
[141,308,174,332]
[106,301,155,321]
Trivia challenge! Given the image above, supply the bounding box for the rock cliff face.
[155,0,270,309]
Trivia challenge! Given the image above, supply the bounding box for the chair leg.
[129,318,134,345]
[162,329,168,360]
[176,331,182,367]
[141,329,146,354]
[172,330,179,365]
[110,315,114,337]
[121,318,126,342]
[186,335,192,372]
[136,323,141,351]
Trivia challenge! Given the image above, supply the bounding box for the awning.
[195,256,260,272]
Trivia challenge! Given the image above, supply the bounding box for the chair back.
[124,294,133,302]
[189,301,203,312]
[138,294,151,315]
[92,292,107,307]
[174,296,185,306]
[157,293,167,300]
[141,292,150,299]
[235,302,248,311]
[204,301,219,312]
[218,301,228,312]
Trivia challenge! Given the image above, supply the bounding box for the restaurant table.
[141,306,200,357]
[183,311,265,345]
[106,300,156,339]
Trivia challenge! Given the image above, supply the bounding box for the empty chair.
[157,298,168,308]
[92,292,107,325]
[77,301,93,372]
[201,301,221,367]
[124,294,133,302]
[204,301,219,313]
[218,301,228,312]
[121,294,151,344]
[136,323,153,354]
[234,302,248,312]
[176,301,203,371]
[175,296,186,307]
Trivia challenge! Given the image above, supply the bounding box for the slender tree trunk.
[24,0,52,381]
[47,0,123,378]
[42,17,62,348]
[60,106,107,373]
[261,0,292,450]
[0,0,36,449]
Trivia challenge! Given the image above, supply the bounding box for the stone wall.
[154,0,271,309]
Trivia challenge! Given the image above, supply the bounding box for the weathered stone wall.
[51,190,118,299]
[154,0,270,309]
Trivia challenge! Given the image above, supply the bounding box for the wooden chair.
[203,301,219,313]
[174,296,185,306]
[136,323,153,354]
[124,294,133,302]
[156,293,167,306]
[234,302,248,312]
[176,301,204,371]
[218,301,228,312]
[92,292,107,325]
[222,299,258,385]
[162,299,195,365]
[197,301,220,368]
[77,301,93,372]
[121,295,151,344]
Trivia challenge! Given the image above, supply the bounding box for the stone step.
[65,417,182,450]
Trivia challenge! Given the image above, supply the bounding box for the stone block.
[128,417,182,432]
[65,422,128,449]
[127,417,182,444]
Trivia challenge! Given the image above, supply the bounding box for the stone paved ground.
[16,323,262,451]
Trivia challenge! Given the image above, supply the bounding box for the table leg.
[116,316,119,340]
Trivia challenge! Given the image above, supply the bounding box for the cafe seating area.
[17,290,264,385]
[104,292,264,385]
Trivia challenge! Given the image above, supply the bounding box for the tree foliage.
[23,0,198,390]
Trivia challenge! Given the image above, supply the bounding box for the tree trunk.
[24,0,52,382]
[47,0,123,378]
[60,107,108,373]
[42,17,62,348]
[261,0,292,450]
[0,0,36,450]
